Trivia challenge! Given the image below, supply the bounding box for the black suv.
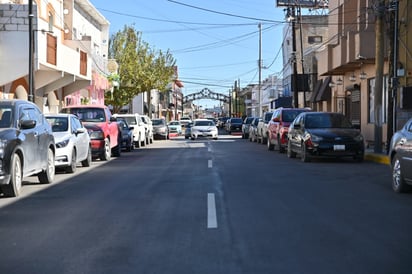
[0,100,55,197]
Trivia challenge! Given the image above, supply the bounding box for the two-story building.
[314,0,412,149]
[0,0,110,113]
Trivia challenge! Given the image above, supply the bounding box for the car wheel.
[301,142,311,162]
[38,147,55,184]
[136,134,141,148]
[81,146,92,167]
[101,138,111,161]
[267,137,274,151]
[65,149,77,173]
[392,154,409,193]
[126,139,132,152]
[141,135,146,147]
[112,137,122,157]
[2,153,22,197]
[287,140,296,158]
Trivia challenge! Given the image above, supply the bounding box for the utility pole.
[258,23,262,117]
[28,0,34,102]
[291,7,299,108]
[388,0,399,150]
[298,5,306,107]
[374,0,385,153]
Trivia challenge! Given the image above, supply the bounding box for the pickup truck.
[60,105,121,161]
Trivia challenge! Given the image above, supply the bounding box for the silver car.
[46,114,91,173]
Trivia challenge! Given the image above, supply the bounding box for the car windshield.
[169,121,180,126]
[231,118,243,123]
[62,108,105,122]
[118,116,136,125]
[0,107,12,128]
[283,110,307,122]
[264,112,273,122]
[194,120,215,126]
[152,119,165,126]
[244,117,254,124]
[305,114,353,129]
[46,117,68,132]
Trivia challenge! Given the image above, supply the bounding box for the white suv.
[113,113,147,148]
[141,114,154,144]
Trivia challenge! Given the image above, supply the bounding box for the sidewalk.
[364,149,390,165]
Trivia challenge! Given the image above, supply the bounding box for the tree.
[106,25,176,114]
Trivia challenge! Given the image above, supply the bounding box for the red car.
[60,105,121,161]
[267,108,309,153]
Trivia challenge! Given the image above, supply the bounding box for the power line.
[167,0,284,23]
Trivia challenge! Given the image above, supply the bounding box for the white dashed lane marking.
[207,193,218,229]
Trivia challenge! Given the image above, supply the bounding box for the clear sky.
[92,0,289,108]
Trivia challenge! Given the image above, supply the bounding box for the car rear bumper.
[90,139,105,156]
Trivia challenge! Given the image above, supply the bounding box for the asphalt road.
[0,132,411,274]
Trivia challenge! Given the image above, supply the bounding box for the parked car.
[191,119,218,140]
[389,117,412,193]
[185,122,193,139]
[152,118,169,140]
[0,100,55,197]
[256,111,274,144]
[45,114,92,173]
[218,117,229,128]
[226,117,243,133]
[117,119,134,152]
[242,117,255,139]
[168,120,182,135]
[179,116,192,128]
[141,115,154,144]
[113,113,147,148]
[287,112,365,162]
[267,108,310,152]
[60,105,121,161]
[249,117,261,142]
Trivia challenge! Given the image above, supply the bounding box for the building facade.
[0,0,110,112]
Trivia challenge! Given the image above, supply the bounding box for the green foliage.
[106,25,177,114]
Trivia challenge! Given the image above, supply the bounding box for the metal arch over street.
[183,88,230,104]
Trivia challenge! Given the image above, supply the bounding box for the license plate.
[334,144,345,151]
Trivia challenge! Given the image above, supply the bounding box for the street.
[0,132,411,274]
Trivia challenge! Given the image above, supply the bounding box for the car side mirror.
[76,128,86,134]
[129,126,134,130]
[293,124,301,129]
[110,117,117,122]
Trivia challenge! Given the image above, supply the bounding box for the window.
[47,34,57,65]
[80,51,87,75]
[308,36,322,44]
[48,12,54,32]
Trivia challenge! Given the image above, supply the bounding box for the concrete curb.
[364,152,390,165]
